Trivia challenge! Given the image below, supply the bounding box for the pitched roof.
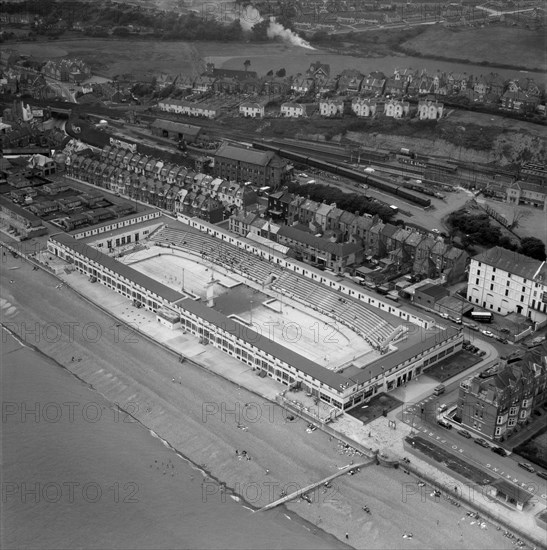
[473,246,543,280]
[151,119,201,137]
[215,143,274,166]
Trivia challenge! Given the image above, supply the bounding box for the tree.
[266,69,274,76]
[250,19,270,42]
[276,68,286,78]
[520,237,546,261]
[244,59,251,72]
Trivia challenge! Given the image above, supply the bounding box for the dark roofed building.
[214,142,289,189]
[150,119,202,143]
[414,283,450,309]
[277,224,363,272]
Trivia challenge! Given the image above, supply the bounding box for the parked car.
[438,419,452,430]
[518,462,535,473]
[479,350,487,357]
[537,471,547,480]
[438,403,448,413]
[458,430,472,439]
[491,446,507,457]
[480,330,494,338]
[474,437,490,448]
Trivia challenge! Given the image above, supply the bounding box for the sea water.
[1,330,346,550]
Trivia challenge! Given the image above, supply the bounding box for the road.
[402,378,547,506]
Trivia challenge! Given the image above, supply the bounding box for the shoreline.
[1,321,346,546]
[0,242,538,549]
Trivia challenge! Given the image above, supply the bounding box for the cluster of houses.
[59,141,466,280]
[157,61,544,120]
[63,144,264,225]
[1,47,544,117]
[229,190,469,280]
[41,58,92,84]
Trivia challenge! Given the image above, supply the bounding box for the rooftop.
[473,246,544,281]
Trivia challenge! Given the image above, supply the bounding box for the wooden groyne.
[256,460,374,512]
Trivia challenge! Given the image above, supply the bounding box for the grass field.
[12,32,542,81]
[402,25,547,72]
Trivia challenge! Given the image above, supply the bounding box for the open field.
[122,246,375,369]
[11,36,542,80]
[474,198,547,241]
[401,26,547,72]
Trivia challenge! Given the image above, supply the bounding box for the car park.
[458,429,472,439]
[474,438,490,448]
[518,462,535,473]
[491,446,507,457]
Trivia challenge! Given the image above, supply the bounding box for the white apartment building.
[467,247,547,328]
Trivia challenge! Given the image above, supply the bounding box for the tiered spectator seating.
[149,225,397,343]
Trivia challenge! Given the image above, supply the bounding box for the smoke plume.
[239,6,315,50]
[266,18,315,50]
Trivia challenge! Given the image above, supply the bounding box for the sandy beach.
[0,247,522,549]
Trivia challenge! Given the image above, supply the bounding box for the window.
[490,284,494,291]
[505,289,509,296]
[476,278,479,285]
[491,276,495,281]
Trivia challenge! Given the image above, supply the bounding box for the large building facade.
[467,247,547,328]
[457,343,547,441]
[214,143,290,189]
[47,226,462,412]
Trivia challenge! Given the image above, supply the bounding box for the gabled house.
[384,70,408,97]
[280,102,307,118]
[352,98,377,117]
[338,70,364,95]
[319,77,339,95]
[361,71,386,96]
[418,99,443,120]
[193,75,215,93]
[319,99,343,117]
[307,61,330,81]
[291,75,315,94]
[384,99,410,118]
[240,102,264,118]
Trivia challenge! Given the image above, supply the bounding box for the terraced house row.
[64,145,262,222]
